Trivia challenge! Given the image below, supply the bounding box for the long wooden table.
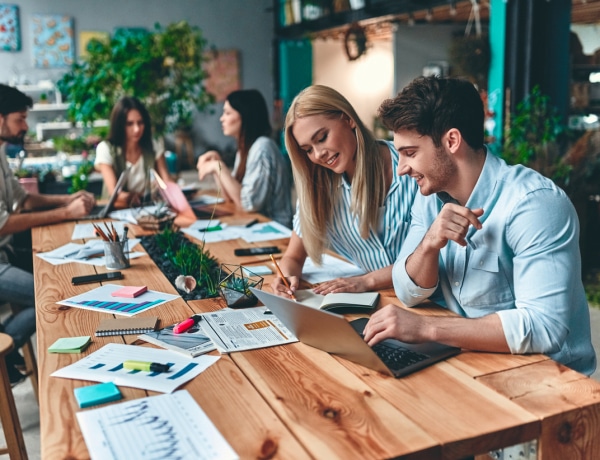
[32,206,600,459]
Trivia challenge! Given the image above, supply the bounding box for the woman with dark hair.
[95,96,170,208]
[196,89,292,227]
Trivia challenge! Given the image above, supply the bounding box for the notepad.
[95,316,159,337]
[48,336,92,353]
[294,290,380,314]
[74,382,122,408]
[111,285,148,298]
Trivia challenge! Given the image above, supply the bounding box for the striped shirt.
[294,140,418,272]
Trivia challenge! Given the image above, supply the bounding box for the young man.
[0,83,96,383]
[364,76,596,377]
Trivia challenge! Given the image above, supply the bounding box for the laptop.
[80,168,130,220]
[150,169,232,219]
[249,288,461,378]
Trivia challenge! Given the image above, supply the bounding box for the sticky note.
[48,336,91,353]
[74,382,122,408]
[111,286,148,298]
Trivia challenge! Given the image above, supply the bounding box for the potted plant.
[218,264,264,309]
[57,21,215,138]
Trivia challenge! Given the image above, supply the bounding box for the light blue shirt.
[393,152,596,376]
[295,141,418,272]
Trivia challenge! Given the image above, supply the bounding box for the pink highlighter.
[173,315,202,334]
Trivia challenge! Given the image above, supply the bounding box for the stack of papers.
[36,238,145,266]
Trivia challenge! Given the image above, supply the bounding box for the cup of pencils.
[95,223,130,270]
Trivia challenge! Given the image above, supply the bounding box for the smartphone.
[234,246,280,257]
[72,272,124,285]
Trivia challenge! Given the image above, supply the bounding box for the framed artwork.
[203,49,241,102]
[0,4,20,51]
[31,14,74,68]
[79,30,109,58]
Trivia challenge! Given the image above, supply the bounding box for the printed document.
[200,306,298,353]
[77,390,238,460]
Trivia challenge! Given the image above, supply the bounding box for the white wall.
[313,38,394,130]
[1,0,275,156]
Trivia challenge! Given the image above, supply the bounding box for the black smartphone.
[72,272,124,285]
[234,246,280,257]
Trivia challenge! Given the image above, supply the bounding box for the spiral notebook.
[95,316,159,337]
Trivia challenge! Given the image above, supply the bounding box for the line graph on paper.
[76,391,238,460]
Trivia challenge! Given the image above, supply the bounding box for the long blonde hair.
[284,85,386,263]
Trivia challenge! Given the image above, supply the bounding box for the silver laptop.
[80,168,130,220]
[250,288,460,378]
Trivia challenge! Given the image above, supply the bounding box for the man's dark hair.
[378,76,485,150]
[0,84,33,116]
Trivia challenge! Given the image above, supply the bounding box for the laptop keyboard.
[371,342,429,371]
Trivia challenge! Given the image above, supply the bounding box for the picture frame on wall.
[203,49,241,102]
[31,14,74,68]
[79,30,109,58]
[0,4,20,52]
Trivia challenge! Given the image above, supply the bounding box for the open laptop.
[150,169,231,219]
[80,168,130,220]
[249,288,460,378]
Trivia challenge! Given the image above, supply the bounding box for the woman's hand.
[270,275,300,298]
[312,274,372,295]
[197,151,223,180]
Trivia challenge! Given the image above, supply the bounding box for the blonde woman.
[271,85,418,297]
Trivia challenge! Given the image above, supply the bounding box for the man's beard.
[0,129,26,145]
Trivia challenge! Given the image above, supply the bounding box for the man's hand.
[423,204,484,250]
[270,275,300,299]
[65,194,95,218]
[363,304,429,346]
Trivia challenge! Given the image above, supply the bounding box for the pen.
[201,225,222,232]
[173,315,202,334]
[123,360,171,373]
[270,254,297,301]
[245,218,258,228]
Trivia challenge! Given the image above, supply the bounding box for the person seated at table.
[95,96,170,208]
[0,83,96,383]
[196,89,292,227]
[364,76,596,377]
[271,85,418,297]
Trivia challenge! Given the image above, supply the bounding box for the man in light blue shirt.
[364,76,596,376]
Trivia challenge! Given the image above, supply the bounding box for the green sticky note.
[48,336,91,353]
[74,382,122,408]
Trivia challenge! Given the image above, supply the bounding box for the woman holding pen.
[271,85,418,297]
[196,89,293,227]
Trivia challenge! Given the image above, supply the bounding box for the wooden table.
[32,208,600,459]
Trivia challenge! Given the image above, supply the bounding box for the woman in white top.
[94,96,170,208]
[196,89,292,227]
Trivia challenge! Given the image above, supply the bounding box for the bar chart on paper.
[58,284,179,316]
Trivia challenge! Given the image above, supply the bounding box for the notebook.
[249,288,460,378]
[80,167,130,220]
[138,321,216,357]
[294,290,379,314]
[95,316,159,337]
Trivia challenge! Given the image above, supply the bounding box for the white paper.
[302,254,365,284]
[36,239,145,267]
[108,205,161,224]
[181,224,241,243]
[52,343,219,393]
[200,306,297,353]
[188,194,225,205]
[236,221,292,243]
[76,390,238,460]
[57,284,179,317]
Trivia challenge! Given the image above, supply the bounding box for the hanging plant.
[449,33,490,89]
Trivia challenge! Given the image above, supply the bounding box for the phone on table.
[72,272,124,285]
[234,246,280,257]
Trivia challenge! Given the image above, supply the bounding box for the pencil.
[93,223,110,241]
[270,254,296,301]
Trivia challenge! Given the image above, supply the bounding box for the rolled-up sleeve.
[496,189,577,355]
[240,145,274,212]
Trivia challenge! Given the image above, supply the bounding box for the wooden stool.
[7,304,39,404]
[0,333,28,459]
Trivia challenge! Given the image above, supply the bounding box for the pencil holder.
[218,264,263,309]
[103,240,130,270]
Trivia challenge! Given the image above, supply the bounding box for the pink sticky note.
[111,286,148,298]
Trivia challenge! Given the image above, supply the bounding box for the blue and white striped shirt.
[294,141,418,272]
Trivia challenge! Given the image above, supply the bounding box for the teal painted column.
[487,0,507,152]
